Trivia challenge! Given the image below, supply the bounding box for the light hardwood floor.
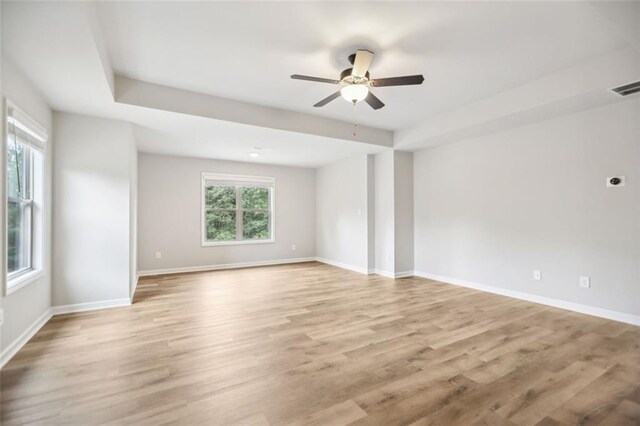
[1,262,639,425]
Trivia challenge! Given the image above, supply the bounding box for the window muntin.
[202,174,274,245]
[5,102,46,289]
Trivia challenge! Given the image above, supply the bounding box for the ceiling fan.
[291,49,424,110]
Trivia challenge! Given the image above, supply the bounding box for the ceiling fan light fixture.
[291,50,424,109]
[340,84,369,104]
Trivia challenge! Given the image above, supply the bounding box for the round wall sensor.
[606,176,625,187]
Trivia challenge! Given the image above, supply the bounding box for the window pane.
[7,200,31,273]
[243,211,270,240]
[206,210,236,241]
[241,187,269,210]
[205,185,236,209]
[7,142,30,199]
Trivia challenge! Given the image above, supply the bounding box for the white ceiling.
[2,1,639,167]
[97,1,630,130]
[131,111,388,168]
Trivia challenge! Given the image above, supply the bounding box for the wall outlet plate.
[580,276,590,288]
[533,270,541,281]
[291,244,296,251]
[155,251,162,259]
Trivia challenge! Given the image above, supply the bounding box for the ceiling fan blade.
[371,75,425,87]
[291,74,340,84]
[364,92,385,110]
[351,49,374,78]
[313,91,341,107]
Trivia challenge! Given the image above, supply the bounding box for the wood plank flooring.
[1,262,639,425]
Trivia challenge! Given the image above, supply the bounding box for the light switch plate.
[533,270,541,281]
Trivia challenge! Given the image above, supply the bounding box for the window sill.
[6,269,44,295]
[202,239,275,247]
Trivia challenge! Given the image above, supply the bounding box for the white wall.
[138,153,315,272]
[129,145,138,297]
[414,99,640,318]
[1,59,53,354]
[316,155,371,273]
[374,151,395,275]
[373,150,414,276]
[53,112,134,306]
[1,1,4,357]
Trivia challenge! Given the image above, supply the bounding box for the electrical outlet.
[580,276,590,288]
[155,251,162,260]
[291,244,296,251]
[0,309,4,326]
[533,270,541,281]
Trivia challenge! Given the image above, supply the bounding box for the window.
[202,173,274,246]
[5,102,46,293]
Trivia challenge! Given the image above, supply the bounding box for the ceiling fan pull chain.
[353,101,358,136]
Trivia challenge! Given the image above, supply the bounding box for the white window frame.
[4,100,47,295]
[201,172,275,247]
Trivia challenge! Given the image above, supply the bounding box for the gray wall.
[1,59,52,353]
[394,151,414,274]
[53,112,134,306]
[366,155,375,272]
[138,153,315,272]
[414,99,640,316]
[316,155,370,272]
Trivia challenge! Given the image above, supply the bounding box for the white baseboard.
[315,257,371,275]
[51,298,132,315]
[140,256,409,279]
[1,308,53,369]
[414,271,640,326]
[138,257,317,277]
[318,262,414,279]
[374,269,394,278]
[375,269,414,279]
[131,275,139,299]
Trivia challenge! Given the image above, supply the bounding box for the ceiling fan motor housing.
[340,68,370,83]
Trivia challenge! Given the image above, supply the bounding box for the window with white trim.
[202,173,274,245]
[5,102,46,292]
